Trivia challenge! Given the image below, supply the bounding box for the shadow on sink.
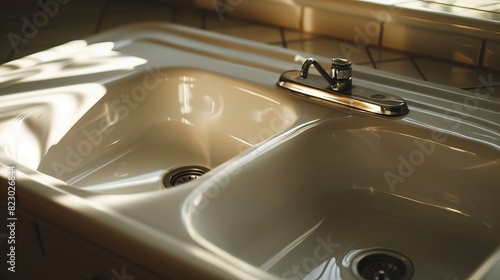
[185,116,500,279]
[3,68,300,194]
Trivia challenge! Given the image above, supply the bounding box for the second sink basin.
[185,115,500,279]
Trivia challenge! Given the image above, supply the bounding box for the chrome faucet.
[278,57,409,116]
[300,58,352,92]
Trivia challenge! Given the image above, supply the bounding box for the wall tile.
[287,38,371,64]
[415,58,481,88]
[483,40,500,71]
[284,30,319,42]
[375,59,423,79]
[369,47,407,62]
[209,0,301,30]
[100,1,173,31]
[211,24,282,44]
[303,7,381,46]
[173,8,203,28]
[382,23,482,65]
[205,13,249,30]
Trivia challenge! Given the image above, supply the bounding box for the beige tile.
[1,1,102,49]
[205,13,250,30]
[302,7,381,46]
[1,0,104,40]
[382,23,482,65]
[354,0,414,4]
[0,20,25,34]
[369,47,408,62]
[284,30,319,42]
[355,62,376,69]
[287,38,372,64]
[429,0,499,9]
[225,0,302,30]
[173,8,203,28]
[16,23,96,50]
[39,0,105,26]
[477,69,500,85]
[483,40,500,71]
[211,25,282,44]
[467,68,500,102]
[414,58,481,88]
[1,18,47,60]
[375,59,423,79]
[194,0,215,10]
[0,31,13,62]
[100,1,173,31]
[393,2,500,41]
[0,5,40,22]
[397,1,500,21]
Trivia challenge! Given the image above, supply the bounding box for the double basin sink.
[0,23,499,279]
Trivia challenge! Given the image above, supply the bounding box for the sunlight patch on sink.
[0,40,147,86]
[0,83,106,169]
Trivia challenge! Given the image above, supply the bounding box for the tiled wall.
[195,0,500,72]
[1,0,499,99]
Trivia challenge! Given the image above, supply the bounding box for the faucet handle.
[331,58,352,91]
[331,58,352,80]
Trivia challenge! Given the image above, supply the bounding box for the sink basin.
[1,68,299,194]
[185,115,500,279]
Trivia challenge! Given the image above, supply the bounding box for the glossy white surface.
[0,23,499,279]
[185,116,500,279]
[28,69,298,193]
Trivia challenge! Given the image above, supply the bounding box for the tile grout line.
[201,10,207,30]
[477,39,486,68]
[373,57,415,64]
[365,47,378,69]
[94,0,113,33]
[34,221,46,256]
[378,22,384,47]
[299,6,304,31]
[409,55,427,81]
[284,36,331,45]
[280,28,287,48]
[172,6,178,23]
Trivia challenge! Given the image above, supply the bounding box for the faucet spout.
[300,58,352,92]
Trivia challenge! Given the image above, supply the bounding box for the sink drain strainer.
[163,166,210,187]
[351,249,414,280]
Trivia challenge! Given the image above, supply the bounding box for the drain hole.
[352,250,414,280]
[164,166,210,187]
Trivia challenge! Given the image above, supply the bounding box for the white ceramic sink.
[1,23,499,280]
[184,116,500,279]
